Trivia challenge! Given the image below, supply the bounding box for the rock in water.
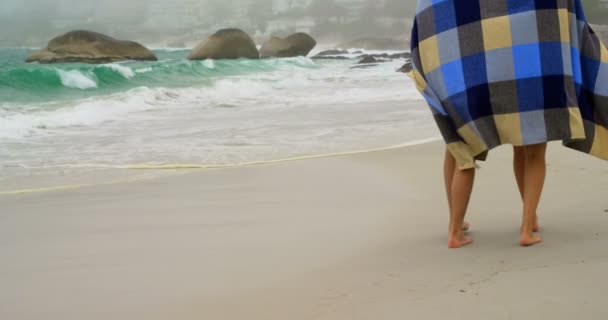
[189,28,259,60]
[260,33,317,58]
[259,37,287,58]
[356,55,393,64]
[357,56,381,64]
[316,49,348,56]
[25,30,157,64]
[397,61,413,73]
[285,33,317,56]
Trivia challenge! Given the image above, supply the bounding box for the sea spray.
[102,64,135,79]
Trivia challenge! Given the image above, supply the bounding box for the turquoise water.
[0,48,321,104]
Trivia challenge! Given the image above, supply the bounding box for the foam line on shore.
[124,137,442,170]
[0,175,170,196]
[0,137,441,196]
[0,184,92,196]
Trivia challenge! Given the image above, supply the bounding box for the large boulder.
[260,33,317,58]
[189,28,259,60]
[25,30,157,64]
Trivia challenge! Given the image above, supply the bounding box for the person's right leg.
[448,167,475,248]
[520,143,547,246]
[514,146,539,232]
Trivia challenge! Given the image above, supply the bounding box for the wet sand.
[1,141,607,319]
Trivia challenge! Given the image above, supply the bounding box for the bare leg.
[520,143,546,247]
[444,149,470,231]
[513,146,526,197]
[448,167,475,248]
[514,146,539,232]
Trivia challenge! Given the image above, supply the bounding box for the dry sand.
[1,141,607,320]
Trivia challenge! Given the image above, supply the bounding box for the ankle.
[449,222,464,234]
[449,229,463,239]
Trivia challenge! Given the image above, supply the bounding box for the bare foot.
[463,221,471,232]
[520,233,543,247]
[448,234,473,249]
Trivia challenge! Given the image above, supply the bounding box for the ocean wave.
[135,67,153,73]
[0,62,424,141]
[0,87,162,139]
[203,59,215,69]
[56,69,98,89]
[0,77,284,140]
[100,63,135,79]
[0,56,323,103]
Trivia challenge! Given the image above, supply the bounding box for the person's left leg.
[448,167,475,248]
[444,149,470,231]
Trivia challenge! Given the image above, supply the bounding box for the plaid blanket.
[410,0,608,169]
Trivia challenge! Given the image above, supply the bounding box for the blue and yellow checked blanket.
[410,0,608,169]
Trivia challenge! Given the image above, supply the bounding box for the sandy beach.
[1,141,607,320]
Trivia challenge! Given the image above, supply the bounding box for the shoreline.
[0,136,440,196]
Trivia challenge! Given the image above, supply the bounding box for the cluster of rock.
[25,29,412,73]
[26,29,318,64]
[188,29,317,60]
[313,50,412,73]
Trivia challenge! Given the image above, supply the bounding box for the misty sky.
[0,0,420,46]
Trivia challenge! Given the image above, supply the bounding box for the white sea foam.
[135,67,153,73]
[0,80,279,140]
[0,114,33,139]
[203,59,215,69]
[56,69,97,89]
[103,64,135,79]
[0,87,164,139]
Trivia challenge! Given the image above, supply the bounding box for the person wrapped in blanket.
[410,0,608,248]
